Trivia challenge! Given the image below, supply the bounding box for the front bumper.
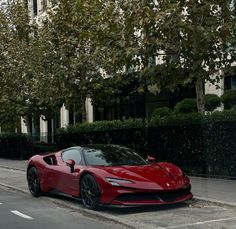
[101,185,193,206]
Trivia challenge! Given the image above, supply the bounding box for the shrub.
[55,119,145,149]
[158,112,204,126]
[147,119,236,177]
[174,98,197,114]
[57,118,145,134]
[204,94,221,112]
[204,110,236,122]
[151,107,172,122]
[221,89,236,109]
[32,142,57,155]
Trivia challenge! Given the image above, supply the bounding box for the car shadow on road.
[101,201,193,215]
[43,192,194,215]
[43,192,82,204]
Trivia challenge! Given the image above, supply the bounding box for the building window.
[224,75,236,90]
[33,0,38,16]
[232,77,236,90]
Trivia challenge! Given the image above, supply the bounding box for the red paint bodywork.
[27,150,193,206]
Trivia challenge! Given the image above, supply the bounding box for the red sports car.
[27,144,192,210]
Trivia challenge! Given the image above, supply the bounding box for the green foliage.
[221,89,236,109]
[57,118,144,134]
[55,118,146,150]
[148,110,236,177]
[148,120,236,177]
[204,110,236,122]
[157,112,203,126]
[151,107,172,122]
[93,0,236,113]
[151,110,236,126]
[1,0,236,125]
[204,94,221,112]
[32,142,57,155]
[174,98,197,114]
[0,0,64,133]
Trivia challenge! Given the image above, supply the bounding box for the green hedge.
[55,111,236,178]
[151,107,172,122]
[150,110,236,126]
[174,98,197,114]
[32,142,57,155]
[55,119,146,151]
[57,118,144,134]
[205,94,221,112]
[147,122,236,177]
[0,134,32,159]
[221,89,236,109]
[148,110,236,177]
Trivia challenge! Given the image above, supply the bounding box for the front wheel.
[27,166,41,197]
[80,174,100,210]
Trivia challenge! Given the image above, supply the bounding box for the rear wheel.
[80,174,100,210]
[27,167,41,197]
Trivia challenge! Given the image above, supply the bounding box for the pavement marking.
[0,202,2,205]
[162,216,236,229]
[11,210,34,220]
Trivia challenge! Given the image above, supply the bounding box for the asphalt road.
[0,186,127,229]
[2,185,236,229]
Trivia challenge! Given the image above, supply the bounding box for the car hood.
[95,164,186,190]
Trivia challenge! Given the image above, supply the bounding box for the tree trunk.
[195,78,205,113]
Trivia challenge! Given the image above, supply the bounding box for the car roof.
[82,144,129,149]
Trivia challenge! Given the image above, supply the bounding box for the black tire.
[27,166,41,197]
[80,174,100,210]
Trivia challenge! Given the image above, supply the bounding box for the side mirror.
[147,155,156,163]
[66,159,76,173]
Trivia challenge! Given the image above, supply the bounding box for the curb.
[0,166,26,172]
[0,182,28,195]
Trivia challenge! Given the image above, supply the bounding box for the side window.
[62,149,82,165]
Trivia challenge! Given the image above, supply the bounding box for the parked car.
[27,144,192,210]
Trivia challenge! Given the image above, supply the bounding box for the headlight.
[106,178,133,186]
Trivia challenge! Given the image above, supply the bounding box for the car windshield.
[83,145,148,166]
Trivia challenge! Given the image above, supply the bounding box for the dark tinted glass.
[83,145,147,166]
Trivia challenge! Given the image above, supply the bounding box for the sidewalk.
[0,158,27,171]
[190,176,236,206]
[0,158,236,207]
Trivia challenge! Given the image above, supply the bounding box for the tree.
[156,0,236,113]
[93,0,236,114]
[0,0,34,133]
[37,0,108,122]
[0,0,64,133]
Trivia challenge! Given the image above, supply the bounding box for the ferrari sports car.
[27,144,192,210]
